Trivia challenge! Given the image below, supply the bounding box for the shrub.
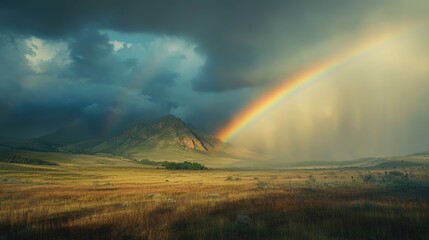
[135,159,207,170]
[363,173,375,183]
[161,161,207,170]
[206,193,221,198]
[389,171,403,177]
[308,175,317,183]
[235,214,252,227]
[256,181,271,190]
[137,159,157,165]
[225,176,241,181]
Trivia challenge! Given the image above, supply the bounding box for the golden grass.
[1,155,429,239]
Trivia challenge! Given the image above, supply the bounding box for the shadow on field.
[170,188,429,240]
[2,221,114,240]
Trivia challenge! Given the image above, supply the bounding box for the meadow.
[1,151,429,240]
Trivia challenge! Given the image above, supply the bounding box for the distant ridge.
[408,151,429,157]
[39,124,96,147]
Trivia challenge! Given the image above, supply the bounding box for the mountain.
[39,124,97,147]
[1,115,270,167]
[72,115,223,155]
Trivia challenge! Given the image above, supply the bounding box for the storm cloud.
[4,0,422,91]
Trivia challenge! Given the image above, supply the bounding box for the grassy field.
[1,151,429,239]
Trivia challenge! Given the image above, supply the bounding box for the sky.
[1,0,429,161]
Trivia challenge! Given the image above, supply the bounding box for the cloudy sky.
[1,0,429,161]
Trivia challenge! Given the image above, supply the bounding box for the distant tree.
[0,152,56,165]
[161,161,207,170]
[135,159,207,170]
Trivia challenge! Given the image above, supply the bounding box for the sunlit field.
[1,152,428,240]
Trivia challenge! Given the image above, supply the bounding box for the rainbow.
[216,25,422,142]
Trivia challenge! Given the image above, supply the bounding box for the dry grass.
[1,157,429,240]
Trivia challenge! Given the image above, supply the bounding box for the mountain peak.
[90,115,223,154]
[155,114,187,128]
[160,114,181,121]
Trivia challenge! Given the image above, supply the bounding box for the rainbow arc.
[216,24,423,142]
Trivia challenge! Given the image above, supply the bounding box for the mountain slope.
[85,115,223,155]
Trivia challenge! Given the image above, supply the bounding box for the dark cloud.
[0,34,169,138]
[0,78,170,138]
[0,34,30,96]
[0,24,190,138]
[0,0,373,92]
[66,29,123,83]
[141,71,178,107]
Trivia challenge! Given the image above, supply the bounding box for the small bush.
[256,181,272,190]
[225,176,241,181]
[235,214,252,227]
[389,171,403,177]
[206,193,221,198]
[136,159,157,165]
[146,193,164,199]
[308,175,317,183]
[363,173,375,183]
